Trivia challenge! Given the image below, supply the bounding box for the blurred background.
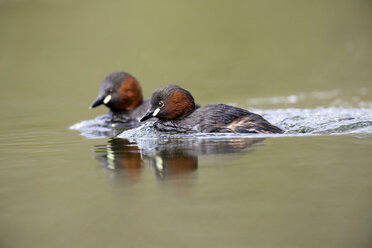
[1,0,371,126]
[1,1,372,248]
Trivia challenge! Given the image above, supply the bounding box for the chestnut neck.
[118,76,143,111]
[162,89,195,120]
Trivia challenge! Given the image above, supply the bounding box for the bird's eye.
[108,89,114,93]
[158,101,164,107]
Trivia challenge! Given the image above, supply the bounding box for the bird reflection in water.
[95,139,144,185]
[94,137,263,185]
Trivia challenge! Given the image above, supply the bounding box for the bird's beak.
[89,95,111,109]
[140,107,161,122]
[140,110,154,122]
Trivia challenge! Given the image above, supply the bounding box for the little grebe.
[140,85,283,134]
[90,71,150,123]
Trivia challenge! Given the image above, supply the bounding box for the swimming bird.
[140,85,283,134]
[90,71,150,124]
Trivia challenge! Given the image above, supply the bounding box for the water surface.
[1,1,372,248]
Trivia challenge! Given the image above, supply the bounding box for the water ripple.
[258,107,372,135]
[70,107,372,139]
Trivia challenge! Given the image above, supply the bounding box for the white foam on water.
[70,89,372,140]
[258,107,372,135]
[69,115,127,139]
[115,107,372,139]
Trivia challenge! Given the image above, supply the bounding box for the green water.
[1,1,372,247]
